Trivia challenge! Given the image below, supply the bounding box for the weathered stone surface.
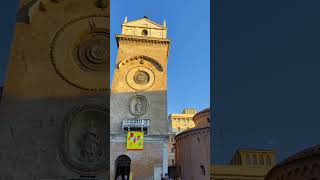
[110,17,170,180]
[0,0,109,179]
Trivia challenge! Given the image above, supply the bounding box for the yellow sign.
[127,131,144,150]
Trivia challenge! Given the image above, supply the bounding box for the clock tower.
[110,16,170,180]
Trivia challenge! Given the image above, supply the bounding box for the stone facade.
[168,108,197,166]
[0,0,109,179]
[110,17,170,180]
[168,108,196,134]
[175,108,210,180]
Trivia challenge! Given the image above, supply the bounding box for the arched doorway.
[115,155,131,180]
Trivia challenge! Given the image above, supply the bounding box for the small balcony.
[122,118,150,134]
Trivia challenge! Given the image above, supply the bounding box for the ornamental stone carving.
[126,67,155,90]
[50,15,110,91]
[60,104,109,174]
[129,95,148,117]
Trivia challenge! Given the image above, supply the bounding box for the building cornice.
[116,35,170,46]
[175,126,210,142]
[116,35,171,59]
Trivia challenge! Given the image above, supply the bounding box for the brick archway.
[115,155,131,180]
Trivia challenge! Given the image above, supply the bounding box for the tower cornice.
[116,35,170,46]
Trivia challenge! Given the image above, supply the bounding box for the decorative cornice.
[116,35,170,46]
[175,127,210,142]
[116,35,171,59]
[117,55,163,72]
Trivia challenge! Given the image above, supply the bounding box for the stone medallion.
[50,15,110,91]
[126,67,155,90]
[129,95,148,117]
[75,32,108,72]
[60,104,109,174]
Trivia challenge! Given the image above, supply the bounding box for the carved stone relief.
[60,104,109,174]
[129,95,148,117]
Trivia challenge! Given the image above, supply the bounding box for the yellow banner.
[127,131,144,150]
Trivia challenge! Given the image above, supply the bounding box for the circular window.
[142,29,148,36]
[126,67,155,90]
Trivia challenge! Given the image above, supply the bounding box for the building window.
[266,155,272,165]
[200,165,205,175]
[142,29,148,36]
[172,159,175,165]
[171,147,174,153]
[259,155,264,165]
[245,155,251,165]
[252,155,258,165]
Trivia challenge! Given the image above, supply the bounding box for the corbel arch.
[117,55,163,72]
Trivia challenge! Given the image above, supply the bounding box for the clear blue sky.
[110,0,210,115]
[0,0,19,85]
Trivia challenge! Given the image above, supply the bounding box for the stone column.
[163,142,168,174]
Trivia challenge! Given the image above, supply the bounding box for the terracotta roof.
[265,144,320,179]
[279,144,320,165]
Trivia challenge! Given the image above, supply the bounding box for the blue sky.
[110,0,210,115]
[0,0,19,86]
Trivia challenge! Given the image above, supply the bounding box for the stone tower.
[0,0,109,179]
[110,17,170,180]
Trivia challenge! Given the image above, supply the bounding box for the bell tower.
[110,16,170,180]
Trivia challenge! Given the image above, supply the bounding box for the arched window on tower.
[200,165,206,175]
[142,29,148,36]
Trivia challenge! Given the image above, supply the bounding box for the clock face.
[126,66,155,90]
[134,70,150,85]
